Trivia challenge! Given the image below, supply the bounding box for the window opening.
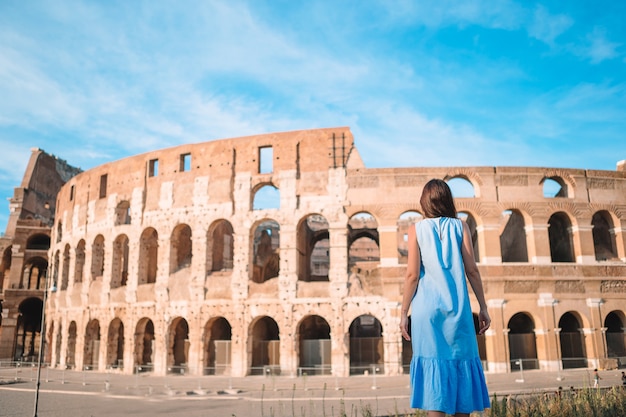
[180,153,191,172]
[99,174,108,199]
[447,177,475,198]
[253,184,280,210]
[148,159,159,177]
[259,146,273,174]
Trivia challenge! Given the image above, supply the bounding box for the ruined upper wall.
[4,148,81,237]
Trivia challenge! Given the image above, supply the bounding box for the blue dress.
[409,217,490,414]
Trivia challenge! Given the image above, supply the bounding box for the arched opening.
[52,250,59,289]
[14,297,43,361]
[253,184,280,210]
[168,318,189,374]
[458,212,480,262]
[138,228,158,285]
[559,312,587,369]
[74,240,85,284]
[500,210,528,262]
[543,177,568,198]
[604,311,626,361]
[397,211,423,264]
[204,317,232,375]
[83,319,101,370]
[115,200,131,225]
[56,221,63,242]
[592,211,618,261]
[508,313,538,371]
[0,246,12,293]
[21,256,47,290]
[249,316,280,375]
[111,234,129,288]
[207,220,234,273]
[54,322,62,366]
[349,315,383,375]
[170,224,192,273]
[548,212,575,262]
[348,213,379,295]
[251,220,280,283]
[134,318,154,373]
[106,318,124,369]
[298,315,331,375]
[297,214,330,282]
[447,176,476,198]
[26,234,50,250]
[91,235,105,280]
[67,321,77,368]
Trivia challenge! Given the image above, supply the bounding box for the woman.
[400,179,491,416]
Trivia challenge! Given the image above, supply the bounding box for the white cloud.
[528,5,573,46]
[584,27,621,64]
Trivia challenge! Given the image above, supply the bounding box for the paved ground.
[1,366,624,416]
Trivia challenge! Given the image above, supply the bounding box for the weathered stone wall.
[25,128,626,376]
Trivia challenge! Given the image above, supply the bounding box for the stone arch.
[252,183,280,210]
[15,297,43,361]
[170,224,192,273]
[548,212,575,262]
[248,316,280,375]
[348,314,383,375]
[446,176,476,198]
[167,317,189,373]
[207,220,234,273]
[134,318,155,372]
[106,318,124,369]
[83,319,101,370]
[54,321,62,366]
[0,245,12,292]
[26,233,50,250]
[60,244,71,290]
[397,211,423,264]
[91,235,105,280]
[251,219,280,283]
[348,212,379,268]
[500,209,528,262]
[21,256,47,290]
[541,171,575,198]
[297,315,331,374]
[115,200,131,225]
[51,250,60,289]
[604,310,625,359]
[138,228,158,285]
[74,240,85,284]
[458,211,480,262]
[591,210,618,261]
[558,311,587,369]
[297,214,330,282]
[111,234,129,288]
[66,321,77,368]
[508,312,538,370]
[203,317,232,375]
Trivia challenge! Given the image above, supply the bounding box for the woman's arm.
[400,224,420,341]
[461,221,491,335]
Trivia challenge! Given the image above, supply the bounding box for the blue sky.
[1,1,625,231]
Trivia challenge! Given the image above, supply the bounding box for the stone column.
[537,294,561,371]
[486,298,508,373]
[572,224,595,264]
[378,225,398,267]
[612,225,626,262]
[586,298,606,369]
[526,223,551,264]
[329,225,348,298]
[477,221,502,264]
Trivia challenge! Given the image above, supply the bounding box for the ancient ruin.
[1,127,625,377]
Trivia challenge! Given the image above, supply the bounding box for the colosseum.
[0,127,625,379]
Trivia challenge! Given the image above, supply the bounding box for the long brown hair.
[420,179,457,218]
